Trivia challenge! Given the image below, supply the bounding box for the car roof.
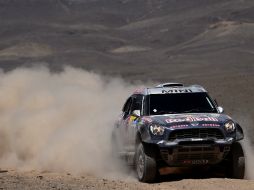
[133,83,207,95]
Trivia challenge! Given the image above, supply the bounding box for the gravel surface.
[1,170,254,190]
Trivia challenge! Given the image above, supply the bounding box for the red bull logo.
[166,116,218,123]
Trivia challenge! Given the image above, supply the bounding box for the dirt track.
[1,169,254,190]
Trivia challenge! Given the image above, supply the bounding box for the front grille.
[168,128,224,141]
[176,153,217,162]
[160,146,223,165]
[178,146,215,152]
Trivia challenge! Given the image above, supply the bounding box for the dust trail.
[243,117,254,179]
[0,66,139,178]
[238,116,254,179]
[243,137,254,179]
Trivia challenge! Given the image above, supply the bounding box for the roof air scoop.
[156,83,184,88]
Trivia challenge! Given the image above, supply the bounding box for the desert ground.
[1,169,254,190]
[0,0,254,189]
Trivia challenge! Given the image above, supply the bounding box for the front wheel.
[135,143,157,182]
[226,142,245,179]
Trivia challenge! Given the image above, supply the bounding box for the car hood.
[142,113,232,128]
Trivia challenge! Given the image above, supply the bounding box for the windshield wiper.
[182,108,216,113]
[154,111,179,115]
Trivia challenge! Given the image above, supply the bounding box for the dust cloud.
[239,116,254,179]
[243,138,254,179]
[0,66,138,178]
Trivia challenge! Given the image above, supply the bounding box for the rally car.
[112,83,245,182]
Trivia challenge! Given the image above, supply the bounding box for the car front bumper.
[150,137,234,166]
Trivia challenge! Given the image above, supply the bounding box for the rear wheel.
[135,143,157,182]
[226,142,245,179]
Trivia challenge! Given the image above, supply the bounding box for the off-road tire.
[135,143,157,182]
[227,142,245,179]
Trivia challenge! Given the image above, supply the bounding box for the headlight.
[150,124,165,136]
[224,121,235,132]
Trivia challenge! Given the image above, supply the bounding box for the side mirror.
[132,110,141,117]
[217,106,224,113]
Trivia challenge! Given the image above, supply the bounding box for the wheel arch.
[135,131,158,158]
[235,123,244,141]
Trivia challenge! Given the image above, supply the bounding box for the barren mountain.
[0,0,253,76]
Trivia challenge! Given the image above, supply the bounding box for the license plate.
[183,160,209,165]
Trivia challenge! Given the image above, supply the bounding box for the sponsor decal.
[129,115,137,124]
[165,116,218,123]
[162,89,192,94]
[142,117,153,123]
[202,123,220,127]
[191,122,199,126]
[170,124,189,129]
[183,160,209,165]
[170,123,220,129]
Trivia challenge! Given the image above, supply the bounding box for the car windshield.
[149,92,217,115]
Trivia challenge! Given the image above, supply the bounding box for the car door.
[125,95,143,151]
[117,97,132,150]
